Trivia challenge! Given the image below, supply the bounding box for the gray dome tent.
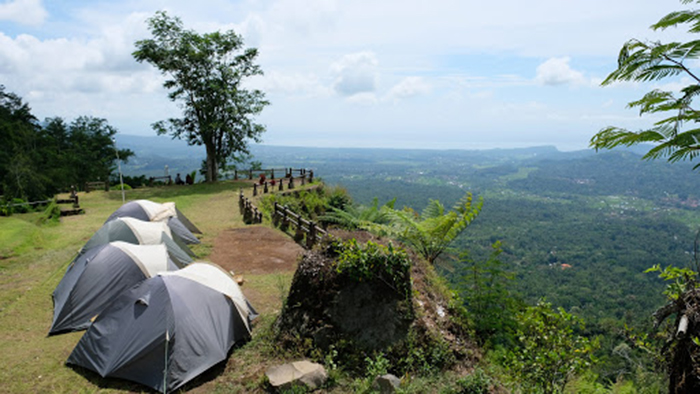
[49,242,181,336]
[82,217,194,265]
[105,200,201,245]
[67,263,256,393]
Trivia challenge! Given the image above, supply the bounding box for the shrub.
[37,200,61,225]
[336,239,412,298]
[453,368,491,394]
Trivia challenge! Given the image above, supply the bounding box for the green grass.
[0,182,250,393]
[0,180,483,393]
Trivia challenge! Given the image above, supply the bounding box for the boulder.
[373,374,401,393]
[266,360,327,391]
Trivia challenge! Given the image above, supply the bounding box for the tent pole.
[163,329,169,394]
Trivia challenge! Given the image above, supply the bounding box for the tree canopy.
[0,86,132,202]
[133,11,269,182]
[590,0,700,169]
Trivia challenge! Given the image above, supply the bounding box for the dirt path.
[209,225,304,275]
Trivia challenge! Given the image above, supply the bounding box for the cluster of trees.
[0,86,133,202]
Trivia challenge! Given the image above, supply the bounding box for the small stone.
[436,305,445,318]
[266,360,327,391]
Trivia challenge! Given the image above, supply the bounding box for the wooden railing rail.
[148,176,172,187]
[234,168,313,182]
[85,181,109,192]
[272,202,330,249]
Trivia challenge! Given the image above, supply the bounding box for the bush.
[110,183,132,191]
[336,239,412,298]
[37,200,61,225]
[453,368,491,394]
[11,198,29,214]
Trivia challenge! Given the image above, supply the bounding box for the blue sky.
[0,0,694,150]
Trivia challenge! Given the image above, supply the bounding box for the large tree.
[133,11,269,182]
[590,0,700,168]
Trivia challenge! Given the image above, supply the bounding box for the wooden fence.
[250,171,314,197]
[272,202,330,249]
[234,168,313,182]
[1,190,83,216]
[239,190,263,224]
[85,181,109,192]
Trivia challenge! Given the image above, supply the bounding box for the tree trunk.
[205,141,218,182]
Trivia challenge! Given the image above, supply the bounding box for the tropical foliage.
[320,197,396,230]
[590,0,700,169]
[503,300,599,394]
[458,241,519,345]
[383,193,482,264]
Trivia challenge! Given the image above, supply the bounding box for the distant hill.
[116,133,658,182]
[116,134,205,177]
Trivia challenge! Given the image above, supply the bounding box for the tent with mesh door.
[67,263,257,393]
[49,242,181,336]
[105,200,201,244]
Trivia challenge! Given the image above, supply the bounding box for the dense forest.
[0,86,132,203]
[240,144,699,385]
[119,141,699,339]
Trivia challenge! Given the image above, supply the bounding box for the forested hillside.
[122,142,699,333]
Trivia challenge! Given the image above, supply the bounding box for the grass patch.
[0,182,248,393]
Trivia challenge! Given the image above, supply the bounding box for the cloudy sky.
[0,0,694,150]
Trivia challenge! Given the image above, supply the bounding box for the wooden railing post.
[273,202,280,226]
[278,180,283,191]
[309,170,314,183]
[253,183,258,196]
[307,221,317,249]
[301,175,306,186]
[239,189,245,214]
[294,217,304,242]
[281,205,289,231]
[263,182,268,193]
[288,176,294,189]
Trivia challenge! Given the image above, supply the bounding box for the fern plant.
[591,0,700,169]
[320,197,395,231]
[383,193,482,264]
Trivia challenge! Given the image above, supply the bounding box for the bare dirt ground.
[209,225,304,317]
[210,225,304,275]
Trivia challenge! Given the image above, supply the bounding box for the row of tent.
[50,200,256,393]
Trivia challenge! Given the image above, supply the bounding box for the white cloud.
[0,0,46,26]
[332,51,378,96]
[258,70,330,97]
[654,77,692,94]
[536,57,586,86]
[386,76,431,100]
[347,92,378,105]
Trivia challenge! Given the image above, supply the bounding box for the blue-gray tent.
[105,200,201,244]
[50,242,180,336]
[67,263,256,393]
[81,217,194,264]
